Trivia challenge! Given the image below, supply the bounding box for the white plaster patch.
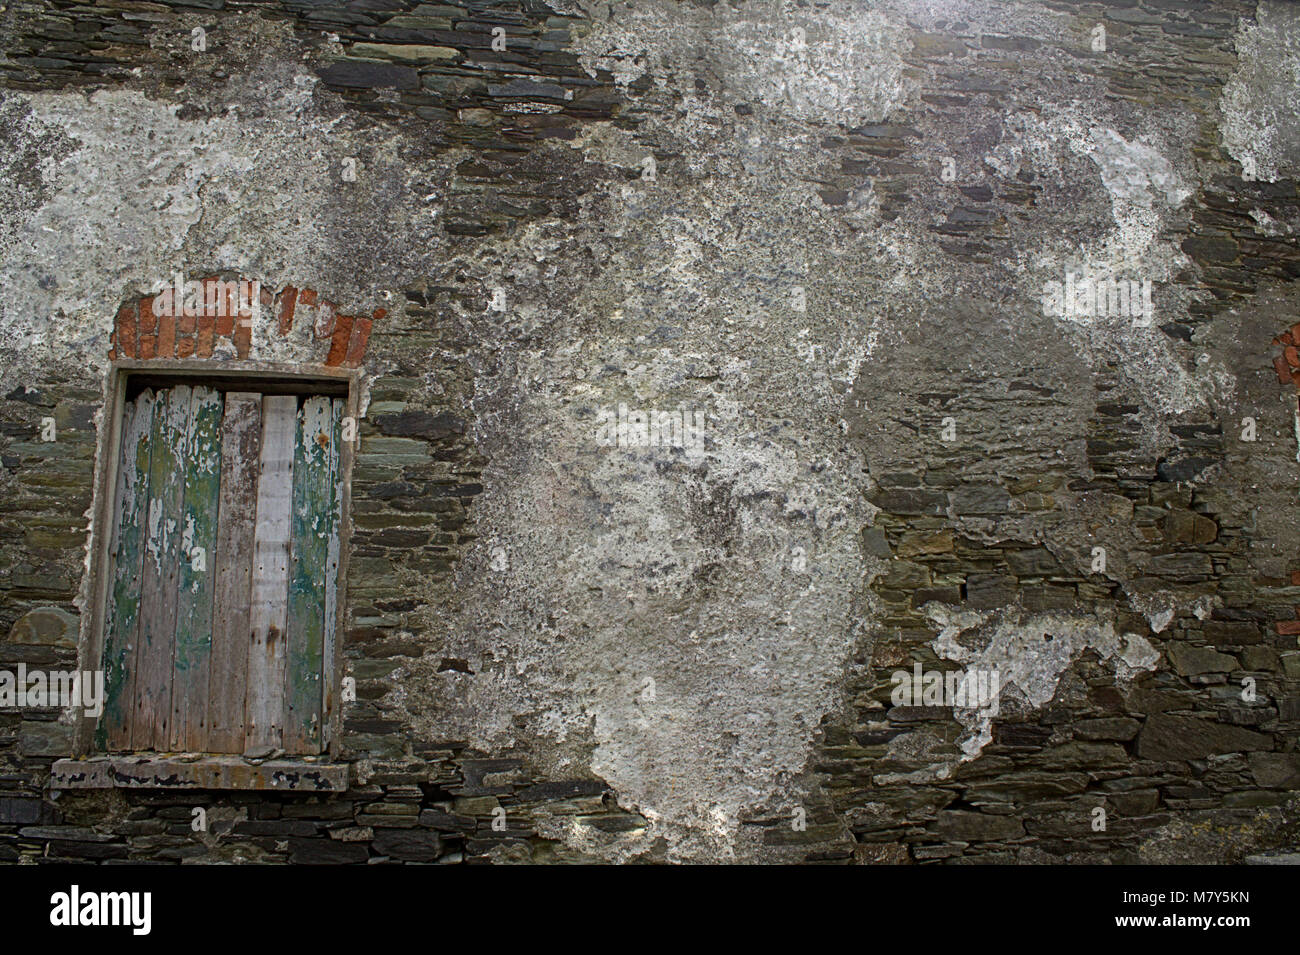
[1250,207,1290,237]
[1126,590,1219,636]
[1220,2,1300,183]
[406,316,874,861]
[925,605,1159,765]
[566,0,910,127]
[990,107,1227,418]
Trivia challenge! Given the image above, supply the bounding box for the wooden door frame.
[75,359,361,760]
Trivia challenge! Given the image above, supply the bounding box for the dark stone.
[0,796,41,825]
[1165,643,1236,676]
[419,808,477,831]
[515,779,607,802]
[878,560,931,590]
[19,826,114,842]
[1161,508,1217,545]
[46,841,129,860]
[1248,753,1300,789]
[6,607,78,647]
[233,819,321,837]
[372,409,465,440]
[1021,584,1076,612]
[1203,620,1263,645]
[372,827,442,861]
[1148,553,1213,579]
[370,481,419,499]
[1005,547,1064,577]
[930,810,1025,842]
[950,484,1011,514]
[964,771,1088,802]
[860,527,893,557]
[1035,741,1127,770]
[869,487,947,516]
[1181,236,1239,263]
[912,586,962,606]
[966,573,1018,609]
[318,59,420,90]
[1073,717,1141,741]
[287,838,370,864]
[1136,714,1272,761]
[487,79,566,99]
[373,528,432,548]
[994,723,1053,748]
[19,720,77,755]
[1156,456,1217,482]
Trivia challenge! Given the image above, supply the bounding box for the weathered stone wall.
[2,0,1300,863]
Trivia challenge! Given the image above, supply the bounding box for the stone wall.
[2,0,1300,863]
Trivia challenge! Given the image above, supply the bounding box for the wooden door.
[99,385,344,756]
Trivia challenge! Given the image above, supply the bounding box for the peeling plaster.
[924,605,1159,767]
[1220,2,1300,183]
[566,0,911,127]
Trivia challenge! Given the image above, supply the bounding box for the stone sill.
[50,756,348,792]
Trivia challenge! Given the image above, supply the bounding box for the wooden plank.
[321,398,344,751]
[133,385,191,751]
[100,390,155,750]
[243,394,296,755]
[207,393,261,754]
[284,397,333,753]
[169,386,222,751]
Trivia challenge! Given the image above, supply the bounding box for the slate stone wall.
[2,0,1300,863]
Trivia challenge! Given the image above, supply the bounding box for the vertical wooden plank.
[208,393,261,754]
[244,394,296,755]
[284,397,333,753]
[321,398,344,751]
[100,390,154,750]
[133,385,191,751]
[169,386,222,751]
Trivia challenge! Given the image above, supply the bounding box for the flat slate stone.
[288,837,369,864]
[488,79,566,99]
[318,58,420,90]
[20,721,76,756]
[7,607,78,647]
[1248,752,1300,788]
[372,827,441,861]
[931,810,1025,842]
[1166,643,1236,676]
[869,487,947,516]
[372,409,465,439]
[1148,553,1213,579]
[1005,547,1063,577]
[0,796,41,825]
[350,42,460,62]
[966,573,1018,609]
[1136,714,1272,761]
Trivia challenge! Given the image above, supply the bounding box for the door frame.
[76,359,361,759]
